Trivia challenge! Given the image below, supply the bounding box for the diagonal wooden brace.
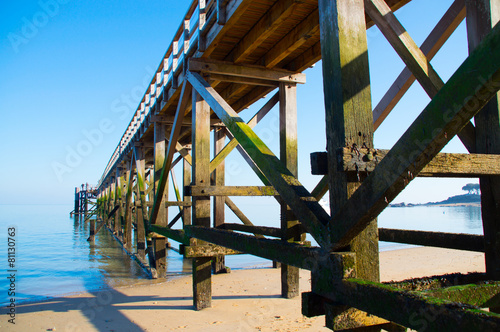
[186,70,333,249]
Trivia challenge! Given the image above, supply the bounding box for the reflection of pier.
[75,0,499,330]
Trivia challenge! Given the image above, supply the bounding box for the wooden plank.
[210,92,278,173]
[379,228,484,252]
[186,70,332,249]
[338,148,500,177]
[226,0,301,64]
[189,58,306,84]
[206,73,279,87]
[191,89,212,310]
[219,223,283,238]
[365,0,477,153]
[465,0,500,280]
[263,9,320,68]
[189,185,279,196]
[373,0,466,130]
[279,81,302,298]
[329,22,500,250]
[318,0,379,284]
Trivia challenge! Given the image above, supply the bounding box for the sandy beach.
[2,247,486,331]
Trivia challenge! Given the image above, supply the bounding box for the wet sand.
[2,247,486,331]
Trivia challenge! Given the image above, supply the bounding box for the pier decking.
[78,0,500,330]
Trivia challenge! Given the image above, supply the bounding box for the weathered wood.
[184,245,242,257]
[137,201,192,207]
[373,0,466,130]
[210,92,279,173]
[115,168,123,237]
[379,228,484,252]
[149,224,190,245]
[185,225,350,272]
[318,0,379,285]
[191,90,212,310]
[331,148,500,177]
[420,282,500,308]
[186,70,331,250]
[465,0,500,281]
[123,157,134,249]
[365,0,477,153]
[153,120,167,277]
[337,278,500,332]
[279,81,302,299]
[189,185,279,196]
[183,157,192,227]
[189,58,306,84]
[133,146,150,263]
[212,126,226,274]
[219,223,283,238]
[329,22,500,250]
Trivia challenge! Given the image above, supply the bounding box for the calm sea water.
[0,204,483,305]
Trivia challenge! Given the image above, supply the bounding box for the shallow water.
[0,204,483,305]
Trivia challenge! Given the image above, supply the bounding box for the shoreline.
[2,246,486,331]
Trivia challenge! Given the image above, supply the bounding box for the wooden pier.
[77,0,500,330]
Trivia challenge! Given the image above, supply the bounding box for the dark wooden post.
[115,168,123,237]
[192,90,212,310]
[183,153,192,228]
[212,127,227,274]
[74,187,79,215]
[134,145,147,260]
[124,159,133,250]
[153,121,168,278]
[465,0,500,281]
[318,0,380,328]
[279,82,303,298]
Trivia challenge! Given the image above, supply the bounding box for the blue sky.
[0,0,478,205]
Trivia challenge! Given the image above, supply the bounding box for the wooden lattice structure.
[84,0,500,330]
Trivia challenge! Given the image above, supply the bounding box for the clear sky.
[0,0,478,206]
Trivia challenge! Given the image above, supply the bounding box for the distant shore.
[5,247,485,332]
[390,193,481,208]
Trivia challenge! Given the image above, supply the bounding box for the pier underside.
[82,0,500,330]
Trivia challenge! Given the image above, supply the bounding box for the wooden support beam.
[315,148,500,177]
[279,81,302,299]
[153,120,167,277]
[465,0,500,281]
[379,228,484,252]
[210,92,279,173]
[184,225,347,272]
[186,70,332,250]
[373,0,466,130]
[337,278,500,331]
[219,223,283,238]
[188,185,279,196]
[212,126,226,274]
[133,146,149,263]
[184,245,242,257]
[191,89,212,310]
[318,0,380,285]
[189,58,306,84]
[421,282,500,308]
[183,156,192,227]
[149,225,190,245]
[115,168,123,237]
[329,22,500,250]
[123,157,134,249]
[365,0,477,153]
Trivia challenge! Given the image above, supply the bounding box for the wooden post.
[124,159,133,250]
[192,90,212,310]
[465,0,500,281]
[115,168,123,238]
[134,145,147,260]
[153,122,168,278]
[279,82,303,298]
[212,127,227,274]
[318,0,380,328]
[183,155,192,228]
[89,218,95,242]
[74,187,79,215]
